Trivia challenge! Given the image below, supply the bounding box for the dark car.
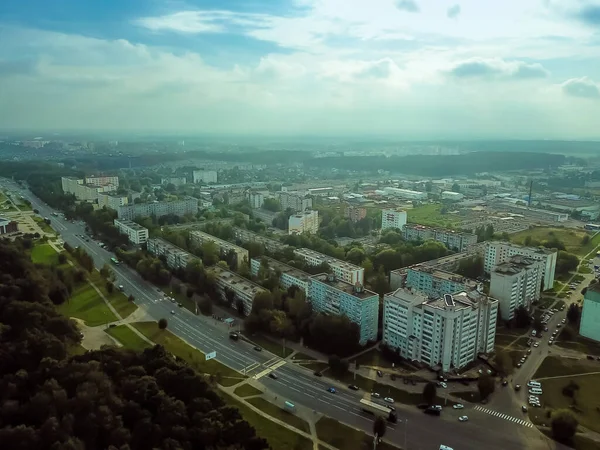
[377,370,383,378]
[314,371,323,377]
[424,407,441,416]
[348,385,359,391]
[515,384,521,391]
[587,355,595,360]
[229,332,239,341]
[417,403,429,409]
[253,346,262,352]
[268,373,278,380]
[502,380,508,387]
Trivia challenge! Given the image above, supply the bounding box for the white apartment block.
[294,248,364,285]
[147,238,196,270]
[210,265,267,316]
[193,170,218,184]
[161,176,187,186]
[98,192,128,210]
[288,210,319,235]
[61,177,117,202]
[117,198,198,220]
[383,288,498,372]
[246,192,264,209]
[309,273,379,345]
[114,219,149,245]
[189,230,249,270]
[402,224,477,252]
[85,176,119,188]
[390,266,481,297]
[250,257,310,294]
[484,242,557,291]
[232,227,289,253]
[278,192,313,212]
[381,209,407,231]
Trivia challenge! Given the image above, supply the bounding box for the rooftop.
[426,290,495,310]
[255,257,310,282]
[294,248,363,271]
[211,265,266,296]
[190,230,247,253]
[404,223,474,236]
[494,255,539,274]
[405,266,479,288]
[488,241,556,255]
[310,273,377,299]
[114,219,147,231]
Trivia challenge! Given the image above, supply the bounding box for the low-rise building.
[117,198,198,220]
[250,257,310,294]
[294,248,364,284]
[382,187,427,200]
[189,230,249,269]
[309,273,379,345]
[402,224,477,252]
[383,288,498,372]
[390,266,481,297]
[147,238,196,270]
[381,209,407,231]
[114,219,149,245]
[580,282,600,342]
[210,265,267,316]
[494,203,569,222]
[288,210,319,235]
[0,217,18,234]
[232,227,289,252]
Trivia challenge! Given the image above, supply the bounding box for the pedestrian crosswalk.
[242,356,287,378]
[474,406,533,428]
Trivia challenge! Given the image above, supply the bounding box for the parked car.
[458,416,469,422]
[440,382,447,388]
[314,371,323,377]
[424,407,441,416]
[522,405,528,412]
[371,392,381,398]
[377,370,383,378]
[384,397,394,404]
[348,385,359,391]
[453,404,464,409]
[253,346,262,352]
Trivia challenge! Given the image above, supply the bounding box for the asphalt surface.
[4,179,566,450]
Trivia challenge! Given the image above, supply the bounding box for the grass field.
[106,325,152,351]
[407,203,461,228]
[510,227,600,257]
[33,216,55,235]
[234,384,263,397]
[557,333,600,355]
[534,356,600,379]
[89,271,137,320]
[246,397,310,434]
[221,392,313,450]
[316,417,401,450]
[31,243,59,265]
[58,282,118,326]
[247,334,294,358]
[132,321,243,384]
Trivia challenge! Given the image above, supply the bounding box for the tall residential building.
[246,191,264,209]
[210,265,267,316]
[381,209,407,231]
[489,255,543,320]
[114,219,149,245]
[402,224,477,252]
[309,273,379,345]
[390,266,481,297]
[288,210,319,235]
[98,192,128,210]
[232,227,289,253]
[147,238,196,270]
[294,248,364,284]
[193,170,218,184]
[278,192,313,212]
[383,289,498,372]
[250,257,310,294]
[345,205,367,223]
[484,242,557,291]
[85,176,119,188]
[580,283,600,342]
[189,230,249,270]
[117,198,198,220]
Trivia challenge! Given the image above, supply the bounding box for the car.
[440,382,447,388]
[253,346,262,352]
[327,387,336,394]
[348,385,359,391]
[587,355,595,360]
[177,303,183,307]
[170,310,175,315]
[268,373,278,380]
[515,384,521,391]
[432,405,442,411]
[371,392,381,398]
[533,342,540,348]
[424,408,441,416]
[502,380,508,387]
[548,340,554,345]
[384,397,394,404]
[314,371,323,377]
[458,416,469,422]
[453,404,464,409]
[377,370,383,378]
[522,405,528,412]
[517,363,522,368]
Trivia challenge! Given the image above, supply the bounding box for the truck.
[359,397,397,423]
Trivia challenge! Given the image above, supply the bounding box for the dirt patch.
[72,318,121,350]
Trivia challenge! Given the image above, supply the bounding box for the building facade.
[147,238,196,270]
[390,266,481,297]
[85,176,119,188]
[288,210,319,235]
[484,242,556,291]
[161,176,187,186]
[117,198,198,220]
[278,192,313,212]
[0,217,18,234]
[98,192,128,210]
[247,192,264,209]
[309,273,379,345]
[402,224,477,252]
[189,230,249,270]
[294,248,364,284]
[193,170,218,184]
[210,265,267,316]
[441,191,464,201]
[381,209,407,231]
[232,227,289,252]
[345,205,367,223]
[61,176,118,202]
[250,257,310,294]
[580,283,600,342]
[489,255,543,320]
[383,288,498,372]
[114,219,149,245]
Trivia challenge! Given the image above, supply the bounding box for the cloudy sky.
[1,0,599,138]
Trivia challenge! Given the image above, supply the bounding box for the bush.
[562,381,579,399]
[551,409,578,442]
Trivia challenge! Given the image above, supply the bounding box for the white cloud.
[562,77,600,99]
[447,58,550,80]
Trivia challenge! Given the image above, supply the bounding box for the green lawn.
[31,243,59,265]
[352,349,395,369]
[67,343,88,356]
[58,282,118,326]
[316,417,401,450]
[132,321,244,384]
[510,227,600,256]
[534,356,600,379]
[33,216,55,234]
[246,397,310,434]
[89,271,137,320]
[247,334,294,358]
[233,384,263,398]
[407,203,461,228]
[221,392,313,450]
[557,333,600,355]
[106,325,152,351]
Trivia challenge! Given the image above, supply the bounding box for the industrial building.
[114,219,149,245]
[189,230,249,269]
[381,209,407,231]
[382,187,427,200]
[288,210,319,235]
[390,266,481,298]
[250,257,310,294]
[494,203,569,223]
[117,198,198,220]
[402,224,477,252]
[382,289,498,372]
[580,282,600,342]
[294,248,364,284]
[441,191,464,201]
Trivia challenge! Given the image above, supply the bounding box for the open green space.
[316,417,401,450]
[534,356,600,379]
[106,325,152,351]
[67,343,87,356]
[510,227,600,257]
[233,384,263,398]
[58,282,118,326]
[132,321,243,385]
[352,348,395,369]
[494,334,519,347]
[557,333,600,355]
[33,216,55,234]
[89,271,137,320]
[248,334,294,358]
[221,392,313,450]
[406,203,460,228]
[30,243,59,265]
[246,397,310,434]
[537,297,556,309]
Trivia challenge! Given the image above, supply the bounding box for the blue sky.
[1,0,599,138]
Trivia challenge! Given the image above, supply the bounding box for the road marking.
[253,360,287,380]
[474,406,534,428]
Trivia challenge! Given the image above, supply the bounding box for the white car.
[371,392,381,398]
[533,342,539,348]
[384,397,394,404]
[440,382,447,388]
[453,404,464,409]
[458,416,469,422]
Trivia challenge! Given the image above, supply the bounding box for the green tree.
[495,349,513,377]
[551,409,578,442]
[477,374,496,400]
[567,303,582,325]
[158,318,168,330]
[128,294,135,303]
[513,305,532,328]
[422,382,437,405]
[106,281,114,294]
[373,415,387,448]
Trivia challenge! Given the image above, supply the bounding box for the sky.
[0,0,600,138]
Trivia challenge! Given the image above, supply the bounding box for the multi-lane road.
[4,179,567,450]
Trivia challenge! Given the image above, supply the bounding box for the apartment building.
[288,210,319,235]
[580,282,600,342]
[246,191,264,209]
[250,257,310,294]
[161,176,187,186]
[117,198,198,220]
[278,192,313,212]
[381,209,407,231]
[383,288,498,372]
[232,227,289,253]
[147,238,196,270]
[390,266,481,297]
[345,205,367,223]
[61,176,117,201]
[189,230,249,269]
[402,224,477,252]
[294,248,364,284]
[85,176,119,188]
[484,242,557,291]
[489,255,543,320]
[193,170,218,184]
[309,274,379,345]
[114,219,149,245]
[98,192,128,210]
[210,265,267,316]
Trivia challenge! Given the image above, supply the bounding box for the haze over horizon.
[1,0,600,139]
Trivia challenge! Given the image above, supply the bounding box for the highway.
[3,179,566,450]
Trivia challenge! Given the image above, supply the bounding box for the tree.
[199,297,213,315]
[236,298,246,316]
[477,374,496,400]
[422,382,437,405]
[328,355,349,376]
[567,303,582,325]
[451,183,460,192]
[373,416,387,448]
[158,318,168,330]
[513,305,532,328]
[58,253,67,264]
[252,291,274,314]
[495,349,513,377]
[551,409,578,442]
[106,281,114,294]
